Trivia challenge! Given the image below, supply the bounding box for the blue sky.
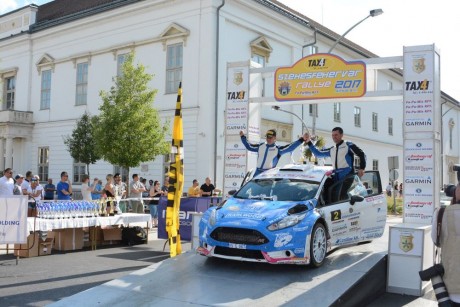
[0,0,52,13]
[2,0,460,100]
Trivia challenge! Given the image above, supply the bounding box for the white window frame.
[354,106,361,127]
[3,75,16,110]
[117,53,129,77]
[113,165,129,182]
[75,62,88,105]
[387,80,393,90]
[309,104,318,117]
[40,70,52,110]
[73,161,86,184]
[333,102,341,122]
[38,147,49,182]
[372,112,378,131]
[372,159,379,171]
[166,43,183,94]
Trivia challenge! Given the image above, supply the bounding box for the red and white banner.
[0,196,28,244]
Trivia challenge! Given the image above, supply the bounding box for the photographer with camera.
[422,164,460,306]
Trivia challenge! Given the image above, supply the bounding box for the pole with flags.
[166,82,184,257]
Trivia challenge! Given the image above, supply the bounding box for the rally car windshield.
[234,178,319,201]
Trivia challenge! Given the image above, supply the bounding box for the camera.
[419,264,452,306]
[445,184,457,198]
[453,164,460,183]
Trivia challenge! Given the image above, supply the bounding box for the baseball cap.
[265,129,276,138]
[15,174,24,179]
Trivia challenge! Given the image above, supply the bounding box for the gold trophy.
[109,198,115,216]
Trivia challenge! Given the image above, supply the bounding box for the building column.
[0,138,4,171]
[4,137,13,169]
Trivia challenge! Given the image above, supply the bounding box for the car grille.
[214,246,264,260]
[210,227,269,245]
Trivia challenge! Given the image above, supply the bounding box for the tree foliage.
[63,111,101,175]
[304,135,326,162]
[94,52,169,170]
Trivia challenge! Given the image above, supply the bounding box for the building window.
[372,159,379,171]
[388,117,393,135]
[75,62,88,105]
[354,106,361,127]
[166,43,183,94]
[251,53,266,66]
[333,103,341,122]
[372,112,378,131]
[306,45,318,55]
[309,104,318,117]
[38,147,49,181]
[113,165,129,182]
[40,70,52,109]
[251,53,266,96]
[449,119,455,150]
[73,161,86,183]
[117,54,129,77]
[3,76,15,110]
[387,80,393,90]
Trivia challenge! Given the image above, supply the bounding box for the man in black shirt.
[200,177,221,197]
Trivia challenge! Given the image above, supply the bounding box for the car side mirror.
[350,195,364,205]
[228,190,237,196]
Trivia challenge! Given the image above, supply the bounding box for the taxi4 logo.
[308,58,326,67]
[405,79,430,91]
[399,234,414,252]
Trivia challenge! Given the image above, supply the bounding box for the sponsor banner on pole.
[224,63,250,195]
[403,45,440,224]
[0,196,28,244]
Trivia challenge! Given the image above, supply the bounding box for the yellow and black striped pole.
[166,82,184,257]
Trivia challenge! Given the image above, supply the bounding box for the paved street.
[0,219,437,307]
[0,229,191,307]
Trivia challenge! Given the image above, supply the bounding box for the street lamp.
[327,9,383,54]
[272,105,310,135]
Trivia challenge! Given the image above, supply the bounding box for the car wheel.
[310,223,327,268]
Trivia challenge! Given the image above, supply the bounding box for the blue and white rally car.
[197,164,387,267]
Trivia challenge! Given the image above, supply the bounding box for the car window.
[234,178,319,201]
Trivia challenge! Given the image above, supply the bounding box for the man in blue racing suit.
[240,129,308,177]
[305,127,366,181]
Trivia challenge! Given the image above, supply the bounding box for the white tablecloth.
[27,213,151,232]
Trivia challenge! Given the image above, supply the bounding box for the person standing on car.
[305,127,366,181]
[240,129,309,177]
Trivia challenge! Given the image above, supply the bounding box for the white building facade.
[0,0,458,190]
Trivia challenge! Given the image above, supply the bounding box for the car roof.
[255,164,333,183]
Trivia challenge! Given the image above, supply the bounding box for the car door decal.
[331,209,341,221]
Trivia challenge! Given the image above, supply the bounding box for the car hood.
[210,197,315,227]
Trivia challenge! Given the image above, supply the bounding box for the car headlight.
[267,213,307,231]
[209,209,217,226]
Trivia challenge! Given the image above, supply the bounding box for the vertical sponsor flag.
[166,82,184,257]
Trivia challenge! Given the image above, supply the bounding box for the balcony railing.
[0,110,33,124]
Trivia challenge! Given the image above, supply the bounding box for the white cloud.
[0,0,19,14]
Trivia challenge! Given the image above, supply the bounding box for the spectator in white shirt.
[0,168,14,197]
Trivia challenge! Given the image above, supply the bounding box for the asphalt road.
[0,229,190,307]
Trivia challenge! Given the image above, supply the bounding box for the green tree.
[94,52,169,172]
[304,135,326,163]
[63,111,101,176]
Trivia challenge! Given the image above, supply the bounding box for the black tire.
[310,223,327,268]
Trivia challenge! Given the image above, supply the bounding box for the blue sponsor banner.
[158,197,221,241]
